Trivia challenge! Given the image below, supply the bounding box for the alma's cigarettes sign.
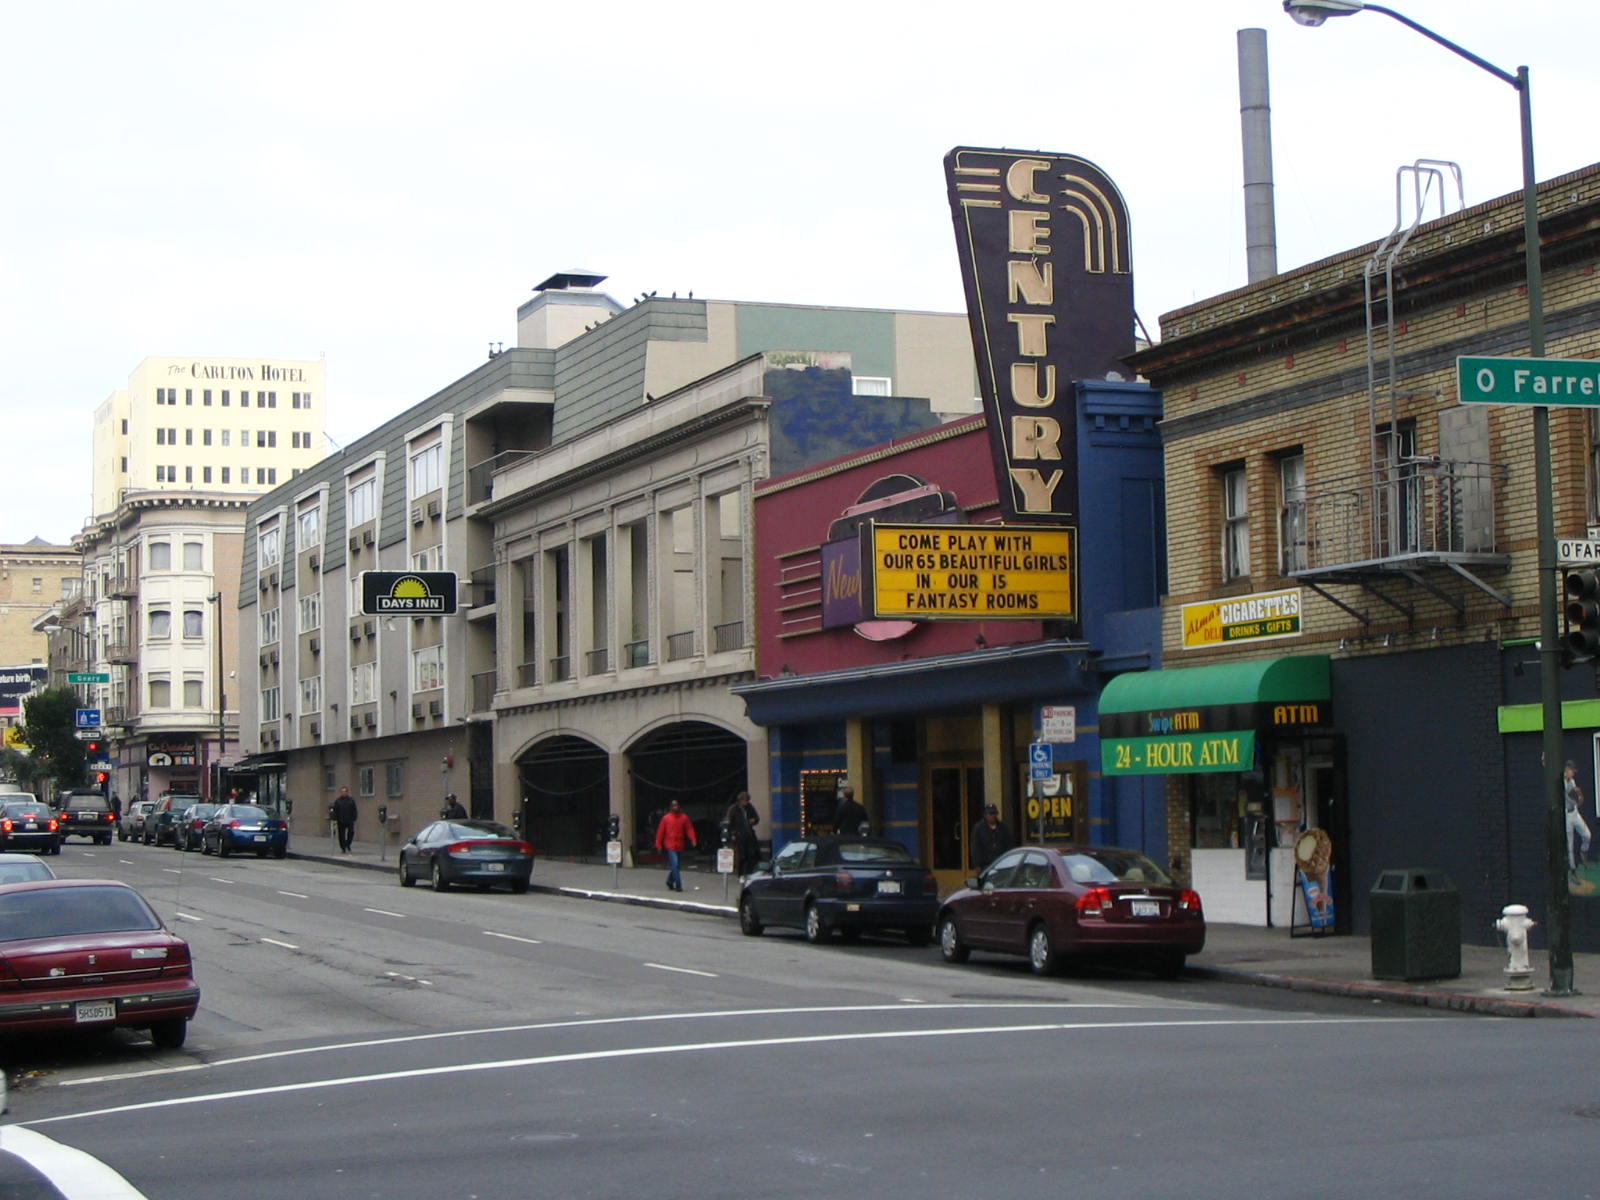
[1181,588,1302,649]
[869,523,1075,620]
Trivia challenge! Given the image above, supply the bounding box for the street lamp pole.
[210,592,226,803]
[1284,0,1572,993]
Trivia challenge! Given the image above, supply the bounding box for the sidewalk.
[296,836,1600,1019]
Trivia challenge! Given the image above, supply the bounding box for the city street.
[0,845,1595,1198]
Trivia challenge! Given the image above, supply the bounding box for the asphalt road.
[1,842,1595,1199]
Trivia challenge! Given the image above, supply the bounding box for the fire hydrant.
[1494,903,1537,991]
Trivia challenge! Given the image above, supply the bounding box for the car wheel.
[100,834,112,846]
[200,839,212,855]
[939,914,970,963]
[431,859,450,892]
[256,849,267,858]
[117,829,126,842]
[398,858,415,887]
[1027,922,1060,976]
[149,1019,188,1050]
[510,879,529,895]
[905,924,932,947]
[217,839,230,858]
[1151,952,1186,981]
[738,894,764,936]
[273,847,287,859]
[803,901,830,944]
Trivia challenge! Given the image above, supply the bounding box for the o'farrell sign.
[869,523,1075,620]
[944,147,1134,525]
[1181,588,1302,650]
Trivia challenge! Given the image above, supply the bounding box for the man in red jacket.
[654,799,698,892]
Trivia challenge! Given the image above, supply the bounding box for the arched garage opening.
[517,735,609,861]
[628,721,748,870]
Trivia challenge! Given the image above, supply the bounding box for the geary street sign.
[1459,355,1600,406]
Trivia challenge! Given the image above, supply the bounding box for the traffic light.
[95,771,108,785]
[1566,568,1600,661]
[85,740,100,757]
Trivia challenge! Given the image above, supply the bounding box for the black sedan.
[936,845,1205,978]
[738,835,939,945]
[0,802,61,855]
[200,805,289,858]
[398,820,534,893]
[174,804,222,851]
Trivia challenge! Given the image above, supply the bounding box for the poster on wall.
[1293,828,1335,933]
[1568,747,1597,897]
[800,769,846,837]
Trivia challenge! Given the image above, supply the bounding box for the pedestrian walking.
[832,785,868,836]
[654,799,698,891]
[725,790,761,877]
[1566,761,1592,879]
[970,803,1014,873]
[332,786,358,853]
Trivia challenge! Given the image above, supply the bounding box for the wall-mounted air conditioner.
[309,554,320,572]
[411,703,424,720]
[309,636,320,654]
[268,649,279,665]
[350,716,361,732]
[349,535,360,552]
[363,711,376,727]
[259,578,268,593]
[364,620,376,637]
[426,499,440,519]
[411,507,423,526]
[350,627,362,642]
[428,699,443,716]
[362,529,375,546]
[309,720,320,737]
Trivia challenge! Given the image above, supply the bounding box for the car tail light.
[47,819,58,832]
[163,942,193,972]
[446,842,475,855]
[1178,889,1203,913]
[834,870,855,892]
[922,871,937,896]
[514,842,532,856]
[1076,886,1114,914]
[0,820,10,834]
[106,812,117,822]
[229,820,242,828]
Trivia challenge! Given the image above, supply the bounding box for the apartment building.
[0,539,81,671]
[92,356,328,519]
[239,272,976,853]
[1122,162,1600,946]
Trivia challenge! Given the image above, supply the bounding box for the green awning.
[1497,698,1600,733]
[1100,656,1331,776]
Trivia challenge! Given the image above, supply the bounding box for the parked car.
[397,820,533,893]
[174,804,222,851]
[201,805,289,858]
[143,793,201,847]
[0,878,198,1047]
[0,852,56,883]
[936,845,1205,979]
[118,799,155,843]
[56,787,116,845]
[737,835,939,945]
[0,802,61,855]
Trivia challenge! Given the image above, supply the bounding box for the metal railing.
[548,655,572,682]
[466,450,537,505]
[1288,458,1505,573]
[666,631,696,662]
[105,641,136,664]
[516,661,539,688]
[713,620,745,653]
[470,670,496,713]
[584,648,609,675]
[623,639,651,669]
[469,564,496,606]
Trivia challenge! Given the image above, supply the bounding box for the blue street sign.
[75,708,101,729]
[1030,741,1053,780]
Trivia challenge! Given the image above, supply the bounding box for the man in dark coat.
[970,803,1014,873]
[832,786,868,836]
[725,791,761,877]
[332,786,358,853]
[443,794,467,819]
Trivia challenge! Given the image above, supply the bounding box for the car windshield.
[0,886,162,940]
[0,863,53,884]
[1062,849,1174,886]
[62,794,108,808]
[834,841,913,865]
[227,806,272,821]
[446,821,517,840]
[1,805,50,819]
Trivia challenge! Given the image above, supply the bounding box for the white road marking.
[162,868,181,875]
[174,912,202,922]
[54,1004,1176,1087]
[261,938,298,950]
[209,878,234,885]
[383,971,432,986]
[118,859,134,865]
[644,962,718,978]
[364,907,403,917]
[483,931,542,945]
[0,1124,145,1198]
[276,890,308,899]
[26,1016,1392,1127]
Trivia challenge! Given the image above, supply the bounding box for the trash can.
[1369,868,1460,981]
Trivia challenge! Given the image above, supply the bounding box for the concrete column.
[608,748,631,862]
[982,704,1010,828]
[845,718,872,814]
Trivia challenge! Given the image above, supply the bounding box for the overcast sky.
[4,1,1597,545]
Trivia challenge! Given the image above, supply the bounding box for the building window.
[298,506,321,548]
[221,430,231,447]
[350,661,376,705]
[385,761,403,796]
[30,578,41,593]
[222,390,230,407]
[409,442,443,497]
[183,609,204,638]
[183,677,204,707]
[155,465,166,483]
[258,527,280,567]
[156,428,166,446]
[185,466,193,483]
[852,376,893,396]
[300,675,322,714]
[260,686,281,721]
[148,541,172,570]
[148,675,171,709]
[185,428,193,446]
[411,546,441,572]
[221,467,231,484]
[358,765,375,796]
[349,477,377,526]
[412,644,444,692]
[241,393,250,408]
[299,592,321,632]
[203,429,212,446]
[1222,465,1249,580]
[203,390,212,406]
[260,607,280,646]
[1279,453,1307,574]
[148,609,171,639]
[203,467,212,483]
[184,390,192,405]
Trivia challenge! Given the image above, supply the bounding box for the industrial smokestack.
[1238,28,1279,282]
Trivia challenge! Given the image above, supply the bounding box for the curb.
[1187,964,1595,1019]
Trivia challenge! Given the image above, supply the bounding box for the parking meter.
[327,803,336,822]
[377,804,388,825]
[607,812,621,841]
[719,820,732,848]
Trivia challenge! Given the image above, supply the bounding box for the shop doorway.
[517,736,609,861]
[628,721,748,871]
[929,764,984,887]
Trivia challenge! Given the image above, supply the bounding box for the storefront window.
[1191,773,1238,849]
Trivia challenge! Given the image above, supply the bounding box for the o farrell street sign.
[360,571,458,615]
[1459,355,1600,406]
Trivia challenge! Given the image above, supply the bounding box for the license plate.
[483,862,505,872]
[253,834,267,842]
[1130,900,1160,917]
[23,822,36,830]
[877,880,902,895]
[75,1001,116,1023]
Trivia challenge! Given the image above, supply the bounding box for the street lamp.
[1284,1,1571,995]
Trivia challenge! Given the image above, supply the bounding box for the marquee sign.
[944,146,1134,525]
[868,523,1075,620]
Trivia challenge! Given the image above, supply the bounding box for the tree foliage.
[19,687,88,794]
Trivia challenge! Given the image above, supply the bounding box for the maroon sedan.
[937,845,1204,979]
[0,879,200,1048]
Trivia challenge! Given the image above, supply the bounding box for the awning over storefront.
[1099,655,1331,775]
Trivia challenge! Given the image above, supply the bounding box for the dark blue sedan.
[398,820,534,893]
[200,805,289,858]
[738,835,939,945]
